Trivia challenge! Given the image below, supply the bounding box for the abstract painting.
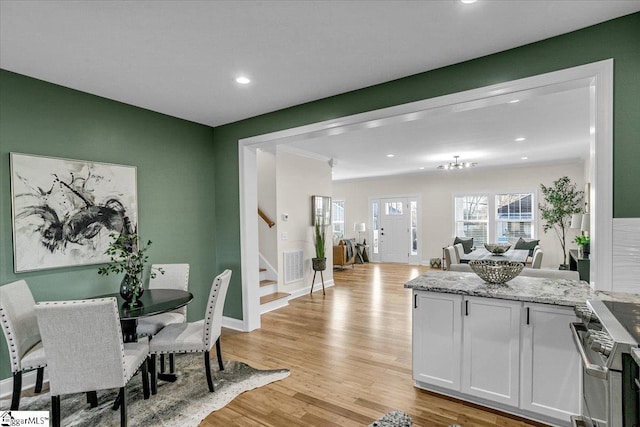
[10,153,138,272]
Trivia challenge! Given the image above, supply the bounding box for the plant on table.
[98,232,163,307]
[539,176,584,269]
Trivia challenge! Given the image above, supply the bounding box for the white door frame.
[238,60,613,330]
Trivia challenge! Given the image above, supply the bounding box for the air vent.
[283,250,304,284]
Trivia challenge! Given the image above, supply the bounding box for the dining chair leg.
[169,354,175,373]
[112,388,123,410]
[86,391,98,408]
[204,351,214,392]
[34,367,44,393]
[119,386,128,427]
[215,337,224,371]
[11,371,22,410]
[141,359,150,399]
[149,354,157,395]
[160,354,166,373]
[51,395,61,427]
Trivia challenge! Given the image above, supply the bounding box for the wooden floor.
[201,263,546,427]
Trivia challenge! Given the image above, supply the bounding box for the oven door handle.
[570,322,609,380]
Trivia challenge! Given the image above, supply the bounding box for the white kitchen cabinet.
[461,296,522,407]
[520,302,581,421]
[412,292,462,391]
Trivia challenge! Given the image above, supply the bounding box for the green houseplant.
[98,232,162,307]
[574,234,591,258]
[539,176,584,269]
[312,221,327,271]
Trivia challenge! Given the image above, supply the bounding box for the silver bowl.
[469,260,524,284]
[484,243,511,255]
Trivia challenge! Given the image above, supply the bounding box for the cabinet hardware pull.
[465,300,469,316]
[526,307,530,325]
[414,294,417,309]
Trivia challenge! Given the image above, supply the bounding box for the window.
[495,193,534,242]
[410,201,418,255]
[454,195,489,246]
[332,200,345,240]
[385,201,403,215]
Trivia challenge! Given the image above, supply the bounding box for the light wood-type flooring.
[201,263,546,427]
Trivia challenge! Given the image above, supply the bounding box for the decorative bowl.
[469,260,524,284]
[484,243,511,255]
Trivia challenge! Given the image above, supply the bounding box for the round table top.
[96,289,193,320]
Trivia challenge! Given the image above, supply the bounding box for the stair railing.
[258,208,275,228]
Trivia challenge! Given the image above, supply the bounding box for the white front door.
[379,198,409,263]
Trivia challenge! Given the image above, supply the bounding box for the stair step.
[260,292,290,305]
[260,279,277,287]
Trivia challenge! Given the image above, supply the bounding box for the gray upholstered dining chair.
[136,263,190,337]
[148,269,232,394]
[531,248,544,269]
[0,280,47,410]
[444,246,459,269]
[35,298,150,427]
[453,243,465,262]
[136,263,190,374]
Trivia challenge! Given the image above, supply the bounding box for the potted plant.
[312,221,327,272]
[98,232,162,307]
[574,234,590,259]
[539,176,584,269]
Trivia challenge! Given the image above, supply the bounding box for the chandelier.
[437,155,477,170]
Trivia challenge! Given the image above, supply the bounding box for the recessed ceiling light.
[386,154,395,158]
[515,137,526,142]
[509,99,520,104]
[419,167,425,170]
[235,76,251,84]
[460,0,477,3]
[521,156,528,160]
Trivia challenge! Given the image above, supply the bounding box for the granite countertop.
[404,271,640,307]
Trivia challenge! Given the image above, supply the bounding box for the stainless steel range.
[571,300,640,427]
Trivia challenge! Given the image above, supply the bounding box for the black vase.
[120,274,144,305]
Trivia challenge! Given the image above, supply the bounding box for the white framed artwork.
[10,153,138,272]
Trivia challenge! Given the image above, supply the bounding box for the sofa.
[333,239,356,269]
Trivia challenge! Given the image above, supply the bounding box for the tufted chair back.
[0,280,41,372]
[203,269,232,351]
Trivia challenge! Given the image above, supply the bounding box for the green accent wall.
[212,12,640,317]
[0,70,217,380]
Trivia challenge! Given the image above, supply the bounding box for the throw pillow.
[453,236,473,254]
[514,237,540,257]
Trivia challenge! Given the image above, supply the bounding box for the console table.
[569,249,590,282]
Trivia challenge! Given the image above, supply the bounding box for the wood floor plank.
[201,263,548,426]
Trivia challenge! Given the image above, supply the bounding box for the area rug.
[369,410,413,427]
[12,353,290,426]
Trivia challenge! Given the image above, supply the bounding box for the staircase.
[259,267,290,314]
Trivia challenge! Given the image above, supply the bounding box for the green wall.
[212,13,640,318]
[0,70,217,380]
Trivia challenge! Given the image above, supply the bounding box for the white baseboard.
[221,315,246,332]
[288,280,335,299]
[0,369,48,400]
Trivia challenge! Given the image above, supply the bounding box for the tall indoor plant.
[98,232,162,307]
[538,176,583,269]
[312,221,327,272]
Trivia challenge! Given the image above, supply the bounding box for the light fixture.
[386,154,395,158]
[581,213,590,234]
[460,0,477,3]
[521,156,528,160]
[355,223,366,244]
[235,76,251,84]
[437,155,476,170]
[515,137,526,142]
[509,99,520,103]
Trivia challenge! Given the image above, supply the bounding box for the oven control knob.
[601,344,613,357]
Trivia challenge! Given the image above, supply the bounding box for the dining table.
[459,248,529,264]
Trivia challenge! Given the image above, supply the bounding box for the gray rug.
[369,410,413,427]
[13,353,290,426]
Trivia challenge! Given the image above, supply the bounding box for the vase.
[312,257,327,271]
[120,274,144,306]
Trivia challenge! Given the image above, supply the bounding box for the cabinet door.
[520,303,581,420]
[462,296,521,406]
[413,292,462,391]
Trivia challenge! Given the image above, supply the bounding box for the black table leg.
[120,319,138,343]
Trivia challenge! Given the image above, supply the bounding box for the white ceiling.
[2,1,638,180]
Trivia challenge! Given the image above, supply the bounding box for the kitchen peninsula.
[404,271,639,427]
